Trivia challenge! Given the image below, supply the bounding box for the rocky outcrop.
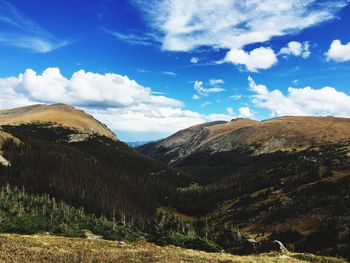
[242,239,287,254]
[0,155,10,167]
[67,133,91,143]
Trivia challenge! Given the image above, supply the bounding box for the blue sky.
[0,0,350,141]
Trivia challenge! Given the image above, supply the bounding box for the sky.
[0,0,350,141]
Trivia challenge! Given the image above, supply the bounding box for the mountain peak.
[0,104,117,141]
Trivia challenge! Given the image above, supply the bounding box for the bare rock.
[242,239,288,254]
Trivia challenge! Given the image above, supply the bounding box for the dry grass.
[151,116,350,163]
[0,130,20,166]
[205,116,350,154]
[0,130,20,146]
[0,104,117,140]
[0,233,346,263]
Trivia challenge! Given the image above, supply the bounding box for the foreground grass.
[0,233,347,263]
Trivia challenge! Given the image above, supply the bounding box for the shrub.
[0,185,140,241]
[157,232,222,252]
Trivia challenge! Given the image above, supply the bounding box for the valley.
[0,104,349,262]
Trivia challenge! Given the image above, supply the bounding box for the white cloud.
[200,101,212,108]
[194,81,225,97]
[102,28,158,46]
[2,68,182,108]
[226,107,234,115]
[0,0,68,52]
[248,76,350,117]
[0,68,235,140]
[229,94,242,100]
[224,47,278,72]
[192,94,200,100]
[227,106,254,118]
[0,68,202,135]
[279,41,311,58]
[325,40,350,62]
[190,57,199,63]
[86,105,205,133]
[209,79,224,85]
[205,113,232,122]
[238,106,255,118]
[137,69,151,73]
[162,71,177,76]
[133,0,347,53]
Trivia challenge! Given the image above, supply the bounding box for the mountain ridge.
[139,116,350,164]
[0,103,117,141]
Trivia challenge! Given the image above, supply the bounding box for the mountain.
[0,103,188,224]
[0,103,117,140]
[127,140,153,148]
[139,116,350,164]
[1,104,349,259]
[138,117,350,259]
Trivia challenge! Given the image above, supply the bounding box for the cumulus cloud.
[325,40,350,62]
[1,68,182,108]
[227,106,254,118]
[238,106,255,118]
[190,57,199,63]
[192,94,200,100]
[0,0,68,52]
[0,68,235,139]
[205,113,232,122]
[194,80,225,97]
[248,76,350,117]
[279,41,311,58]
[133,0,347,53]
[226,107,234,115]
[224,47,278,72]
[86,105,205,133]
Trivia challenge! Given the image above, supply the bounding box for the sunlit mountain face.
[0,0,350,142]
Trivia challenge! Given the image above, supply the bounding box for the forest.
[0,123,349,259]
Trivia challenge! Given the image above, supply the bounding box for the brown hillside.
[0,104,117,140]
[140,116,350,164]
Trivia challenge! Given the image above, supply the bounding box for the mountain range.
[0,104,349,259]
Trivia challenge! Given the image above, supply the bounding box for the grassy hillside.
[0,233,346,263]
[0,104,117,140]
[139,116,350,164]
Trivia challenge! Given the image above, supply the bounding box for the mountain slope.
[139,116,350,164]
[2,233,344,263]
[0,104,188,224]
[138,117,350,259]
[0,103,117,140]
